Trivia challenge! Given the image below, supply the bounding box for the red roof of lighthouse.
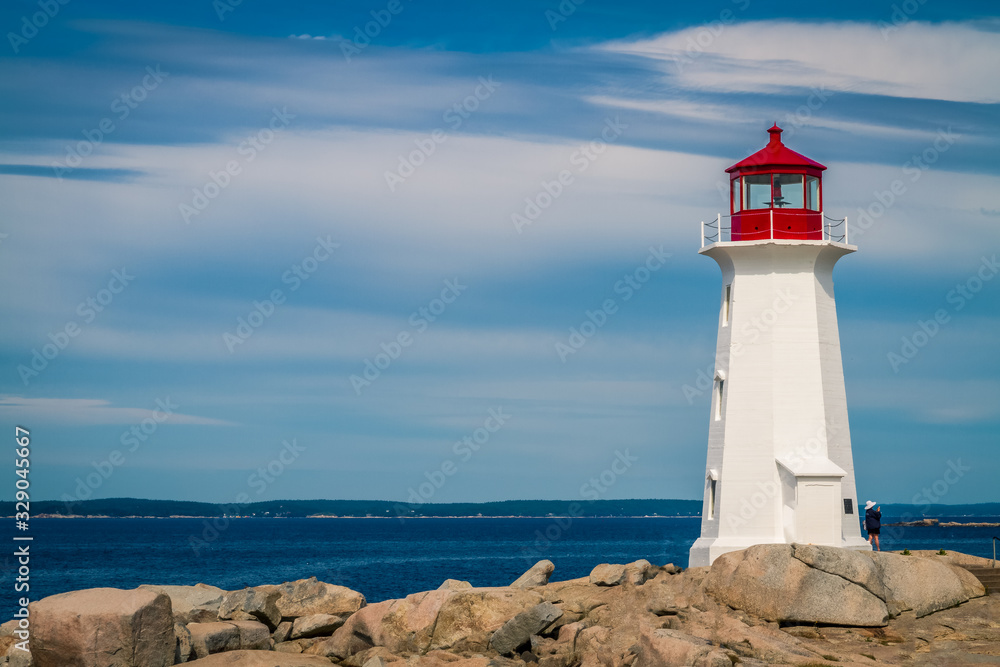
[725,124,826,173]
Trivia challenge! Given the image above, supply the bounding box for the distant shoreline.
[13,514,702,520]
[886,518,1000,528]
[16,515,997,524]
[7,496,999,521]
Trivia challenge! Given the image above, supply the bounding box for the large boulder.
[705,544,889,626]
[187,622,241,659]
[183,649,333,665]
[0,619,25,659]
[665,595,822,664]
[312,587,545,659]
[273,578,366,619]
[29,587,174,667]
[635,626,732,667]
[541,577,616,617]
[276,638,324,655]
[310,598,396,659]
[228,620,271,650]
[188,620,271,657]
[426,588,546,652]
[947,563,988,600]
[291,613,347,639]
[589,564,626,587]
[175,623,193,663]
[274,620,294,643]
[3,640,33,667]
[310,588,453,659]
[624,560,658,586]
[219,587,282,629]
[790,544,887,600]
[510,561,555,588]
[585,560,657,587]
[865,552,982,617]
[489,602,563,655]
[139,584,227,623]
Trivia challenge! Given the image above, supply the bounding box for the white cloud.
[600,21,1000,103]
[584,95,745,125]
[586,94,940,142]
[2,123,998,361]
[0,396,236,426]
[0,130,717,314]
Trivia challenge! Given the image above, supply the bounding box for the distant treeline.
[5,498,998,518]
[875,503,1000,518]
[4,498,701,518]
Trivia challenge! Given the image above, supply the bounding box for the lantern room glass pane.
[743,175,771,210]
[731,178,741,212]
[772,173,804,208]
[806,175,820,211]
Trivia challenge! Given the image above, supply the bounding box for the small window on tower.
[723,284,731,325]
[731,179,741,213]
[714,380,724,421]
[709,479,717,519]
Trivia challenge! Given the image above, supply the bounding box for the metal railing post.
[769,209,773,239]
[700,221,705,249]
[845,216,849,245]
[717,213,722,242]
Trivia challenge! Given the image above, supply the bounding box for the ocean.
[13,516,1000,604]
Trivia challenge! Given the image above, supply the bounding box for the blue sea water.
[10,516,1000,604]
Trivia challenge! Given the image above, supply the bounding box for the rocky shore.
[3,546,998,667]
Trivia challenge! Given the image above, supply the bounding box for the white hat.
[865,500,876,510]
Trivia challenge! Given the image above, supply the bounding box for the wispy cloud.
[0,396,235,426]
[600,21,1000,103]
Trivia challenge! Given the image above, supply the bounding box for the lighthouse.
[688,125,870,567]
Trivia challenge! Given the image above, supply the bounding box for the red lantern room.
[726,124,825,241]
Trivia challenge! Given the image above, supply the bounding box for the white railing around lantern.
[700,211,849,248]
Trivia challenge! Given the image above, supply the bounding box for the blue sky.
[1,0,998,506]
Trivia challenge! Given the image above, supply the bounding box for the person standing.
[864,500,881,551]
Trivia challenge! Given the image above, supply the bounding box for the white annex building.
[688,126,871,567]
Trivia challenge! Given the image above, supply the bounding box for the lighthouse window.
[772,174,804,208]
[714,380,724,420]
[723,284,731,325]
[709,479,717,518]
[806,176,820,211]
[731,178,741,213]
[743,175,771,210]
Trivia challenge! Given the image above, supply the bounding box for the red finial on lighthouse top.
[767,123,782,146]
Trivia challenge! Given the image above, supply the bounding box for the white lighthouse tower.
[688,125,870,567]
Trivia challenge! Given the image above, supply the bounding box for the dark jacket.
[865,507,881,531]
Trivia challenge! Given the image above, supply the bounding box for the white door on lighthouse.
[798,483,837,545]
